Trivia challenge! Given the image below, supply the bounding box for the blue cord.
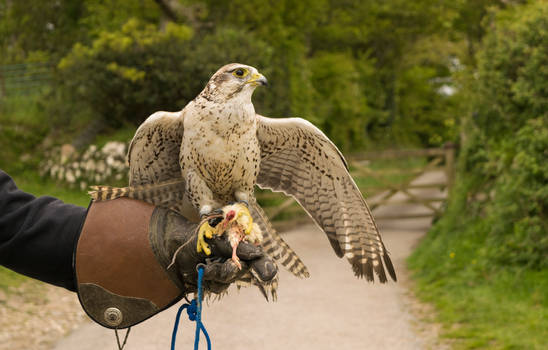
[171,265,211,350]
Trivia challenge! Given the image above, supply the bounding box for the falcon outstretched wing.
[256,115,396,282]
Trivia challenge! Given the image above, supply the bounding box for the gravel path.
[51,171,448,350]
[0,281,86,350]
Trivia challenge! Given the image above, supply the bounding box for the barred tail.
[88,185,131,201]
[250,200,310,279]
[89,179,187,207]
[236,270,279,302]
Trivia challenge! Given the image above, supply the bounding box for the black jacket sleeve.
[0,170,87,291]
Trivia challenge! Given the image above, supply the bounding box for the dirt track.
[52,171,447,350]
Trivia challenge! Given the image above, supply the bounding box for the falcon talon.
[197,221,216,255]
[208,216,223,228]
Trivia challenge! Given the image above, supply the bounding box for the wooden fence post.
[444,142,456,188]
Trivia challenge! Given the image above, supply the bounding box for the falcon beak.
[247,73,268,87]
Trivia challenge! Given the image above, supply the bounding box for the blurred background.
[0,0,546,349]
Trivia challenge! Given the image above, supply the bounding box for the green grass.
[350,157,427,196]
[0,266,28,291]
[408,214,548,349]
[11,172,90,207]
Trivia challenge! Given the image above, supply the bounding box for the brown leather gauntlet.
[75,198,277,329]
[75,198,182,329]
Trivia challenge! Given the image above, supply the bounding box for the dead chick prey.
[197,203,263,270]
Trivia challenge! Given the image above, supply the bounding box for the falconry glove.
[149,205,278,294]
[75,197,276,329]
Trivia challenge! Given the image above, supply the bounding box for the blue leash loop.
[171,265,211,350]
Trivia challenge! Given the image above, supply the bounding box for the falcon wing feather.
[256,115,396,282]
[128,111,185,186]
[127,111,199,221]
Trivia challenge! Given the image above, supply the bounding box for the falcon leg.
[186,170,221,216]
[234,190,249,206]
[186,170,222,254]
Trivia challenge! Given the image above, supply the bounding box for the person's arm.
[0,170,86,291]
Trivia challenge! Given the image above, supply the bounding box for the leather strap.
[75,198,182,328]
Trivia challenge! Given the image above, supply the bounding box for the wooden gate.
[257,143,456,222]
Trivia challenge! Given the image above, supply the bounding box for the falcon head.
[202,63,268,101]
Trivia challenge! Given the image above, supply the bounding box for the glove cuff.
[75,198,183,329]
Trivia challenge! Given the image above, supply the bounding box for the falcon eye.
[232,68,248,78]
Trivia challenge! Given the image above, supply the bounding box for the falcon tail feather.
[249,200,310,279]
[88,185,130,201]
[236,270,278,302]
[88,179,186,204]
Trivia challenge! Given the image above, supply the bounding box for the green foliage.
[13,0,475,150]
[0,0,162,63]
[56,19,194,126]
[309,52,368,149]
[191,0,462,149]
[0,266,27,291]
[3,0,517,151]
[409,178,548,348]
[409,2,548,347]
[0,0,85,63]
[458,1,548,269]
[485,118,548,268]
[409,220,548,349]
[78,0,161,39]
[0,95,49,174]
[54,19,281,128]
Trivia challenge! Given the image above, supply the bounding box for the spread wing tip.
[350,254,397,283]
[384,253,397,282]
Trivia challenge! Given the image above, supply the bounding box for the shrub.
[422,1,548,271]
[465,2,548,269]
[56,19,194,127]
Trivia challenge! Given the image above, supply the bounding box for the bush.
[418,1,548,272]
[485,118,548,268]
[56,19,194,127]
[460,1,548,269]
[408,6,548,347]
[54,20,279,130]
[309,52,368,150]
